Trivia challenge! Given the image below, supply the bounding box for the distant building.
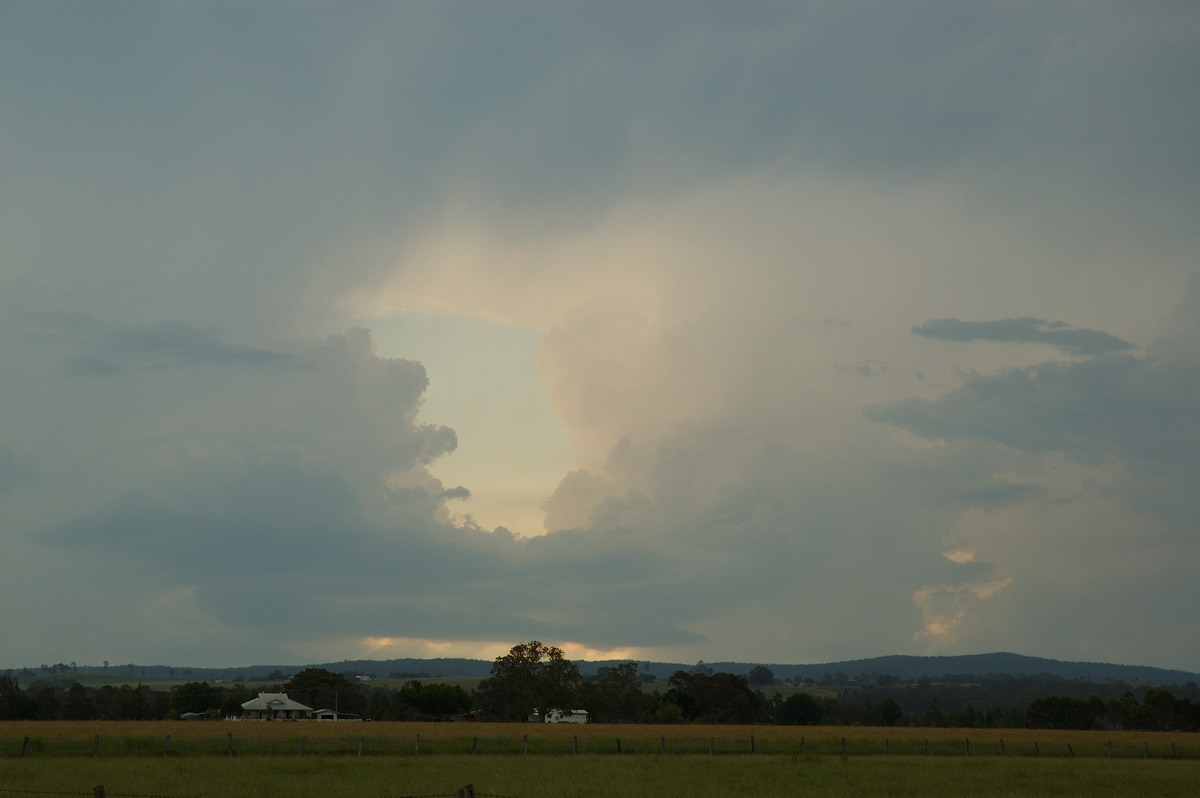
[311,709,362,721]
[543,708,588,724]
[238,692,313,720]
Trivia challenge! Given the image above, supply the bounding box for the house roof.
[240,692,313,712]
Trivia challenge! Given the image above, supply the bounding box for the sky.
[2,2,1199,672]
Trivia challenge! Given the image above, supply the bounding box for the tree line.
[3,642,1198,732]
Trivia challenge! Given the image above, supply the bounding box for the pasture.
[1,722,1198,798]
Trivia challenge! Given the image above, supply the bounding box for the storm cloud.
[2,2,1198,671]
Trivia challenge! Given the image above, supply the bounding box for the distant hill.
[10,652,1197,686]
[703,653,1200,685]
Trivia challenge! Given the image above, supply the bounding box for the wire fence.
[0,787,510,798]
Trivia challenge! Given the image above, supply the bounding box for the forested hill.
[35,652,1194,686]
[693,653,1200,685]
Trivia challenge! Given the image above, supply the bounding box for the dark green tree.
[475,641,581,721]
[578,663,657,722]
[284,668,365,716]
[391,680,472,720]
[747,665,775,686]
[0,676,35,720]
[171,681,220,715]
[63,682,93,720]
[875,697,905,727]
[663,670,764,724]
[778,691,823,725]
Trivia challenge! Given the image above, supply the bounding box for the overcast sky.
[3,2,1199,672]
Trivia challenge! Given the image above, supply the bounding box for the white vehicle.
[543,708,588,724]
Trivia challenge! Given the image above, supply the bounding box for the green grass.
[3,754,1200,798]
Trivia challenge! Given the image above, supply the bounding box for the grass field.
[1,722,1198,797]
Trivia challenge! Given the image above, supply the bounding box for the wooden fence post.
[226,732,233,757]
[965,737,970,756]
[1143,742,1149,758]
[840,737,846,756]
[93,786,106,798]
[1034,741,1040,756]
[522,734,527,754]
[93,735,100,757]
[471,736,477,754]
[297,737,306,755]
[20,737,29,758]
[1067,743,1075,757]
[163,735,171,755]
[884,739,889,755]
[616,737,621,754]
[923,739,928,755]
[358,736,363,757]
[414,734,420,755]
[457,785,475,798]
[572,736,578,754]
[800,736,805,755]
[999,739,1005,755]
[708,737,714,755]
[750,735,755,754]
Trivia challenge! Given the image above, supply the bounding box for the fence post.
[616,737,621,754]
[93,787,106,798]
[1172,742,1177,759]
[522,734,527,754]
[1067,743,1075,757]
[841,737,846,756]
[471,736,477,754]
[800,736,805,755]
[709,737,714,755]
[358,736,364,757]
[750,735,755,754]
[1106,741,1112,759]
[573,736,578,754]
[660,736,665,754]
[20,737,29,758]
[999,739,1005,755]
[457,785,475,798]
[414,734,420,755]
[884,739,889,755]
[163,735,171,756]
[297,737,306,755]
[93,735,100,757]
[1144,742,1149,758]
[1034,741,1040,757]
[226,732,234,757]
[965,737,970,756]
[923,739,928,755]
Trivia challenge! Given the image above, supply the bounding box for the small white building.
[239,692,313,720]
[544,708,588,724]
[311,709,362,721]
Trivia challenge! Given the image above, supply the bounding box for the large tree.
[475,641,581,721]
[283,668,365,716]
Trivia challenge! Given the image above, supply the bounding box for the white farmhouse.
[238,692,313,720]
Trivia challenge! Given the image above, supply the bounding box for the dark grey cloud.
[913,318,1134,356]
[53,318,293,375]
[867,352,1199,468]
[870,285,1200,533]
